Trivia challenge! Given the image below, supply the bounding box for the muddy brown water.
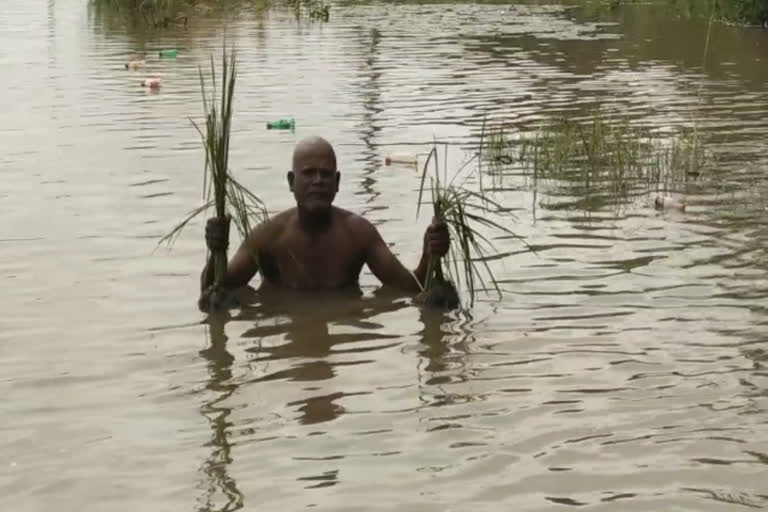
[2,1,767,510]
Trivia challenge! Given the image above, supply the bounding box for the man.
[199,136,449,310]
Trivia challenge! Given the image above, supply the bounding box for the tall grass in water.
[416,145,527,310]
[288,0,330,21]
[672,0,768,26]
[160,47,268,298]
[90,0,188,28]
[481,111,712,210]
[90,0,326,27]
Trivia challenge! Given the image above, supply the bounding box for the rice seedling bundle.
[159,46,268,309]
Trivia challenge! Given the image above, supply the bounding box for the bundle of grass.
[415,145,526,310]
[159,46,268,310]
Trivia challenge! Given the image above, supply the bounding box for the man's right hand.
[198,283,237,312]
[198,284,215,312]
[205,216,231,252]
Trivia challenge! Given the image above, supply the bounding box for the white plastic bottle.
[654,195,686,212]
[140,78,162,89]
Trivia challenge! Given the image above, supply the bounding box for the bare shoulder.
[245,208,294,247]
[268,208,296,227]
[334,207,380,243]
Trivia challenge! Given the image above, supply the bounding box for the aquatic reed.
[288,0,330,21]
[159,47,268,288]
[481,111,711,208]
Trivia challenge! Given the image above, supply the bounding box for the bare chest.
[268,229,365,289]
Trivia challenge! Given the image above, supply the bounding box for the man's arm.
[200,238,260,290]
[199,218,264,309]
[359,217,448,293]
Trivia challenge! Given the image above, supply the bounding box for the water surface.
[2,1,767,510]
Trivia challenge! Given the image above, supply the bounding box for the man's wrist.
[414,252,429,286]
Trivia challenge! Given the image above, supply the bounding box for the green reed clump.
[481,111,712,207]
[160,47,268,287]
[485,123,513,163]
[416,145,527,310]
[482,122,519,181]
[648,126,712,190]
[90,0,189,28]
[521,114,653,198]
[672,0,768,26]
[287,0,330,21]
[89,0,317,29]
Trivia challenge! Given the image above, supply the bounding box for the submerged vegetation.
[560,0,768,25]
[671,0,768,26]
[482,0,718,213]
[89,0,329,29]
[90,0,202,29]
[288,0,330,21]
[482,112,712,210]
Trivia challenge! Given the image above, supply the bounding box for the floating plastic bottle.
[140,78,162,89]
[654,195,686,212]
[158,49,178,58]
[125,59,146,70]
[266,118,295,130]
[385,153,418,166]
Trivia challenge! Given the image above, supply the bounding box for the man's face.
[289,151,339,214]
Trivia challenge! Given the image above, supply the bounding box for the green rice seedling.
[672,0,768,26]
[89,0,186,29]
[485,124,513,163]
[508,115,664,207]
[648,126,712,194]
[482,103,715,216]
[416,145,528,310]
[478,121,505,184]
[89,0,272,30]
[159,46,268,303]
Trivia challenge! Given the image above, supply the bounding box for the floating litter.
[125,59,146,70]
[266,118,295,130]
[654,195,686,212]
[141,78,162,89]
[385,153,418,166]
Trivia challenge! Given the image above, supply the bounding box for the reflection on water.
[197,316,244,512]
[3,0,768,510]
[240,291,409,425]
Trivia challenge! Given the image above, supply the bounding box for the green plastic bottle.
[158,49,178,58]
[266,118,295,130]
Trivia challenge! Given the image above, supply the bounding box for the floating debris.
[125,59,146,70]
[266,118,295,130]
[385,153,418,166]
[140,78,162,89]
[654,195,686,212]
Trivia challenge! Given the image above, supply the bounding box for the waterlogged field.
[2,1,767,510]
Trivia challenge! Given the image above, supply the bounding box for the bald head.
[288,136,340,214]
[292,136,337,172]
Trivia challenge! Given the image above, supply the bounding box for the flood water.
[2,0,768,510]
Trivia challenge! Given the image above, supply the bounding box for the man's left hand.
[424,217,450,258]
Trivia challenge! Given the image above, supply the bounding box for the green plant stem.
[213,241,228,289]
[424,254,442,291]
[431,256,445,283]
